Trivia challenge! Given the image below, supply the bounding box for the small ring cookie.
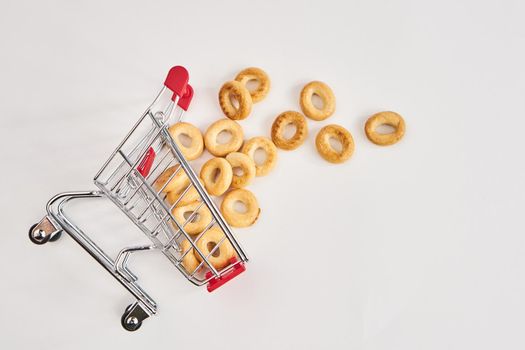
[204,119,244,157]
[200,157,233,196]
[300,81,336,121]
[365,111,406,146]
[168,122,204,161]
[167,184,200,208]
[219,81,252,120]
[315,124,355,164]
[234,67,270,103]
[241,136,278,177]
[221,189,260,228]
[153,165,189,193]
[180,239,200,274]
[195,227,235,270]
[225,152,256,188]
[271,111,308,150]
[172,201,213,235]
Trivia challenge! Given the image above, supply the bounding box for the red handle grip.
[177,84,194,111]
[206,257,246,292]
[137,148,156,177]
[164,66,189,101]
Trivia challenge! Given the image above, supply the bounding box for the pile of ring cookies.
[154,67,406,273]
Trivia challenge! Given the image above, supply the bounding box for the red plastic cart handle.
[177,84,194,111]
[206,257,246,292]
[137,148,156,177]
[164,66,189,101]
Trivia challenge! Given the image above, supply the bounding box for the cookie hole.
[211,168,221,183]
[178,133,192,148]
[283,123,297,140]
[183,211,200,223]
[207,242,220,257]
[233,200,248,214]
[312,93,324,110]
[375,124,396,134]
[329,137,343,153]
[254,148,267,166]
[216,130,232,144]
[246,79,260,93]
[233,166,244,176]
[229,95,240,109]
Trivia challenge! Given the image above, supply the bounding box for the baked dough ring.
[221,189,260,228]
[153,165,189,193]
[300,81,336,121]
[315,124,355,164]
[271,111,308,150]
[241,136,277,177]
[365,111,406,146]
[180,239,200,274]
[204,119,244,157]
[200,157,233,196]
[195,227,235,270]
[225,152,256,188]
[172,201,213,235]
[219,81,252,120]
[167,184,200,208]
[234,67,270,103]
[168,122,204,161]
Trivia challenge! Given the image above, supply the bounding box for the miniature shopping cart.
[28,66,248,331]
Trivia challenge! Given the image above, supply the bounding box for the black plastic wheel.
[49,231,63,242]
[121,305,142,332]
[28,224,50,245]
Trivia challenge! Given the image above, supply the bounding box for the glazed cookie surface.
[221,189,260,228]
[234,67,270,103]
[172,201,213,235]
[225,152,256,188]
[200,157,233,196]
[365,111,406,146]
[300,81,336,121]
[219,81,252,120]
[271,111,308,150]
[204,119,244,157]
[241,136,278,177]
[168,122,204,161]
[315,124,355,164]
[195,227,235,270]
[153,165,189,193]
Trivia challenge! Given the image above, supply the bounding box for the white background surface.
[1,0,524,349]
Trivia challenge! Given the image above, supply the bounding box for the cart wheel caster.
[29,224,50,245]
[29,224,62,244]
[121,304,145,332]
[49,231,62,242]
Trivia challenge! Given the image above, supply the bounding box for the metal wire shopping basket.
[28,66,248,331]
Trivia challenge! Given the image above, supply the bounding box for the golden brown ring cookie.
[271,111,308,150]
[315,124,355,164]
[300,81,336,121]
[180,239,200,274]
[167,183,200,208]
[153,165,190,193]
[168,122,204,161]
[225,152,256,188]
[219,81,252,120]
[195,227,235,270]
[204,119,244,157]
[234,67,270,103]
[200,157,233,196]
[172,201,212,235]
[221,189,260,228]
[241,136,278,177]
[365,111,406,146]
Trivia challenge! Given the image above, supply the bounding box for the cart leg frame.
[29,190,157,331]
